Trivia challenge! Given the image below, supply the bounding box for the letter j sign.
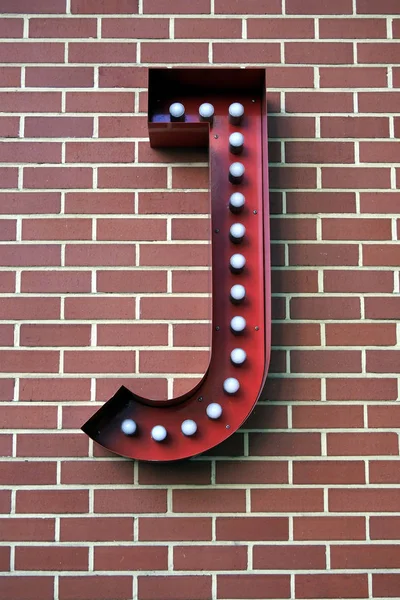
[82,68,271,462]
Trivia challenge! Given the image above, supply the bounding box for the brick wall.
[1,0,399,599]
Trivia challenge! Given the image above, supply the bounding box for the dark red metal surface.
[82,68,271,462]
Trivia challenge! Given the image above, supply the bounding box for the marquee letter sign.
[82,68,271,461]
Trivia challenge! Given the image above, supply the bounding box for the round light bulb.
[230,284,246,302]
[229,102,244,124]
[229,162,245,184]
[181,419,197,436]
[230,316,246,333]
[231,348,247,365]
[151,425,167,442]
[230,223,246,242]
[169,102,185,121]
[223,377,240,395]
[229,132,244,154]
[206,403,223,419]
[230,253,246,272]
[199,102,214,121]
[121,419,137,436]
[229,192,245,213]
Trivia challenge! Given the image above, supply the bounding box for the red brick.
[95,377,167,402]
[291,296,360,320]
[0,18,23,37]
[321,116,389,138]
[271,217,317,240]
[175,17,240,39]
[95,489,167,513]
[0,272,15,292]
[332,544,400,569]
[174,545,247,571]
[102,17,168,38]
[67,142,134,164]
[0,297,60,320]
[0,67,21,87]
[26,67,94,88]
[60,517,134,542]
[97,270,167,292]
[0,351,59,374]
[294,516,365,541]
[65,244,135,267]
[325,218,391,240]
[0,576,54,600]
[267,66,314,88]
[139,575,211,600]
[214,42,280,63]
[139,461,211,485]
[69,42,136,63]
[173,323,210,347]
[250,432,321,457]
[0,244,60,267]
[252,489,323,513]
[262,378,321,402]
[218,517,289,542]
[142,41,208,63]
[0,546,10,571]
[364,244,400,267]
[323,167,391,189]
[98,67,147,88]
[0,92,61,113]
[141,297,210,320]
[144,0,210,13]
[218,574,290,599]
[370,460,400,484]
[1,0,65,11]
[59,576,133,600]
[61,461,133,485]
[254,544,325,570]
[173,489,245,513]
[0,405,57,429]
[0,490,11,513]
[291,350,361,373]
[203,432,245,458]
[373,574,400,599]
[323,18,387,39]
[15,546,87,571]
[64,350,135,373]
[357,0,400,12]
[215,0,281,13]
[360,141,400,163]
[324,269,393,293]
[365,297,400,320]
[139,191,209,215]
[327,377,397,401]
[358,42,400,64]
[287,192,356,214]
[21,271,91,294]
[72,0,137,13]
[367,350,399,373]
[140,517,212,541]
[287,0,352,13]
[0,517,54,542]
[328,432,398,456]
[66,92,134,113]
[326,323,396,346]
[248,17,313,39]
[271,270,318,294]
[370,516,400,540]
[0,42,64,63]
[17,433,88,458]
[0,192,60,214]
[95,546,167,571]
[293,460,365,485]
[0,115,19,136]
[0,324,13,346]
[140,244,210,267]
[98,323,168,347]
[359,92,400,113]
[20,324,90,347]
[23,218,91,241]
[24,167,93,190]
[286,91,353,113]
[97,218,166,240]
[98,167,167,189]
[0,220,15,240]
[17,490,88,514]
[171,218,209,241]
[29,17,97,38]
[20,378,91,402]
[0,168,18,188]
[172,166,209,189]
[296,574,368,599]
[369,405,400,428]
[286,41,353,64]
[322,67,388,89]
[290,242,360,266]
[293,404,364,428]
[0,461,56,485]
[61,405,97,429]
[286,141,354,164]
[216,460,288,485]
[140,349,209,374]
[65,192,134,214]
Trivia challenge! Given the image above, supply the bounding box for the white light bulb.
[231,348,247,365]
[231,316,246,333]
[206,403,223,419]
[223,377,240,395]
[151,425,167,442]
[230,223,246,242]
[181,419,197,436]
[229,102,244,123]
[229,192,245,212]
[230,284,246,302]
[230,253,246,272]
[229,162,245,183]
[121,419,137,436]
[199,103,214,120]
[169,102,185,120]
[229,132,244,154]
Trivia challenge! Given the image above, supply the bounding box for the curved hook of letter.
[82,68,271,461]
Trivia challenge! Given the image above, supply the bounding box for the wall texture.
[0,0,399,599]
